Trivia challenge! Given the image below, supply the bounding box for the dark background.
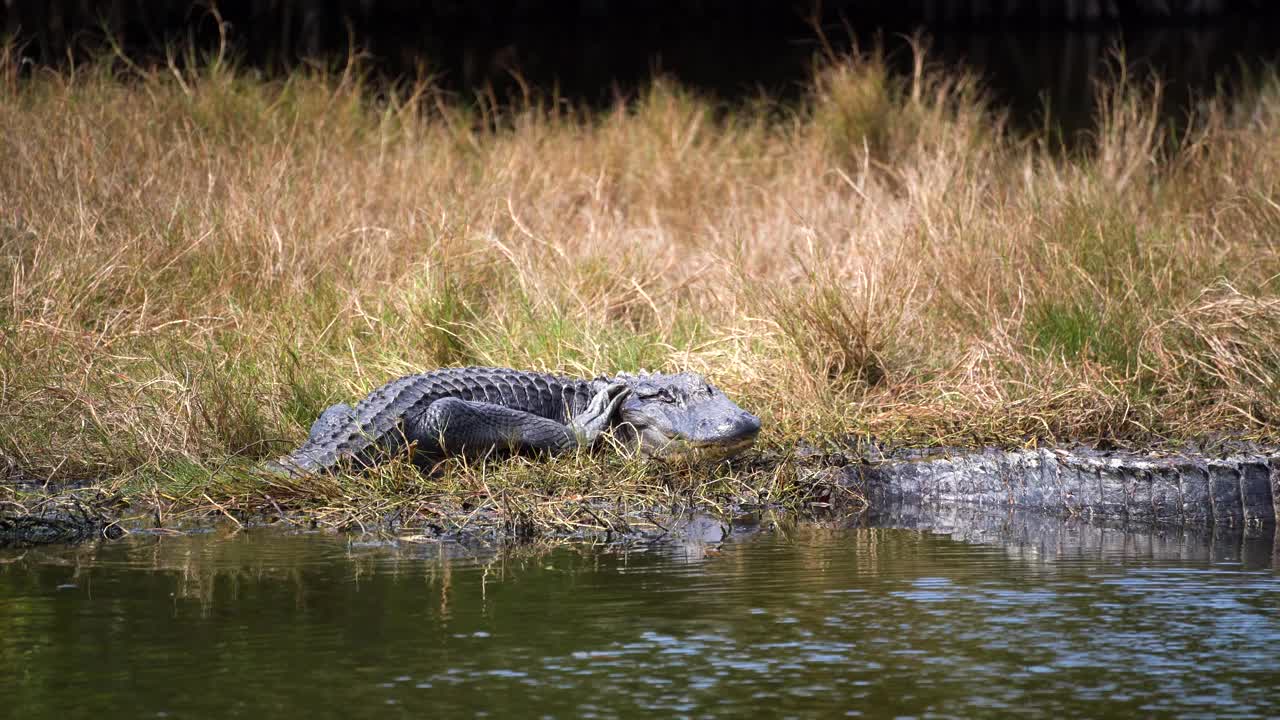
[5,2,1280,133]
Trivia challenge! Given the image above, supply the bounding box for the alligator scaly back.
[268,367,597,475]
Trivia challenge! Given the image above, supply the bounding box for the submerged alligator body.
[268,367,762,476]
[842,447,1280,527]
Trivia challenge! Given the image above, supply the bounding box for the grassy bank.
[2,46,1279,530]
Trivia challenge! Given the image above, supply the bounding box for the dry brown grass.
[2,44,1279,526]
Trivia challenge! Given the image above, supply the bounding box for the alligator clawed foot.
[571,381,631,446]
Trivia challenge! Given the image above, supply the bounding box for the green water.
[2,510,1278,719]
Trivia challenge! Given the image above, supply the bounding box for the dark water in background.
[3,509,1278,719]
[6,3,1280,136]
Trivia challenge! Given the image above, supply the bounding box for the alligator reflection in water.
[865,502,1280,572]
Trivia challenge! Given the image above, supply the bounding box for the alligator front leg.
[404,383,630,457]
[568,380,630,445]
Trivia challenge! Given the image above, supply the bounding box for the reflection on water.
[2,512,1277,718]
[869,503,1280,571]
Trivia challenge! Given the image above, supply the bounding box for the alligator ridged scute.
[840,447,1280,527]
[271,367,602,475]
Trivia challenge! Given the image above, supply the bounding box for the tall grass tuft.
[2,44,1278,506]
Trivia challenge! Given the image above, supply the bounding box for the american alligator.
[267,367,762,476]
[839,447,1280,527]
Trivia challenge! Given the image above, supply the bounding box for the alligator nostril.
[719,412,760,441]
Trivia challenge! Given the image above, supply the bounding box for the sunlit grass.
[2,43,1279,529]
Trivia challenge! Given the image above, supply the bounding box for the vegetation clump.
[2,43,1278,533]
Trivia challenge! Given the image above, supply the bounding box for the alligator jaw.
[630,418,761,461]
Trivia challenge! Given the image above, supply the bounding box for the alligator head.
[603,371,761,460]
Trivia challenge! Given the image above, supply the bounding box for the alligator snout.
[706,410,761,444]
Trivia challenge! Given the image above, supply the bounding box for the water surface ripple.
[2,511,1277,719]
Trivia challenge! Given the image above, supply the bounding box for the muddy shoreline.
[3,444,1277,548]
